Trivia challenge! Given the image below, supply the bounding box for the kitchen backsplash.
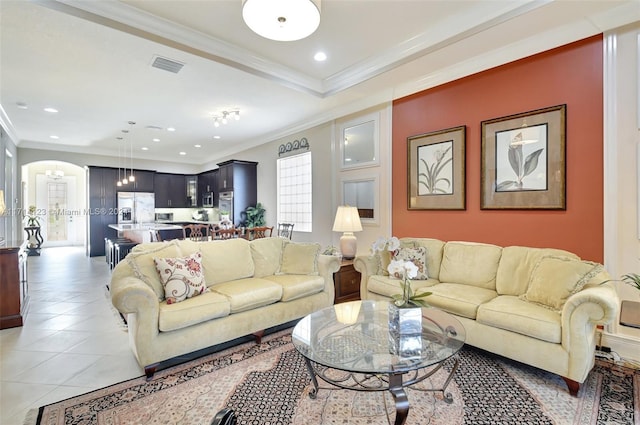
[155,207,219,222]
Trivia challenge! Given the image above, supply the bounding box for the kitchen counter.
[109,223,183,243]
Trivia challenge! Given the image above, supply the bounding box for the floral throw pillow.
[394,246,429,280]
[154,252,207,304]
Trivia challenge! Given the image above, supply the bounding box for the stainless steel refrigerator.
[117,192,155,224]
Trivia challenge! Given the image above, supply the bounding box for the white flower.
[387,259,417,280]
[372,236,388,253]
[387,237,400,252]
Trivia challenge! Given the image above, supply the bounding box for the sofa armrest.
[353,255,377,300]
[561,282,619,378]
[110,275,159,317]
[318,254,341,301]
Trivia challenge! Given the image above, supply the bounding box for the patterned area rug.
[25,331,639,425]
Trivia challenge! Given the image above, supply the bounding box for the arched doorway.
[21,161,87,248]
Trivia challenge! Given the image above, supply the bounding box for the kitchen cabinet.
[88,166,119,256]
[129,169,155,192]
[198,170,217,207]
[216,160,258,226]
[186,175,198,207]
[155,173,190,208]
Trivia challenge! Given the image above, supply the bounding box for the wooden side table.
[333,259,361,304]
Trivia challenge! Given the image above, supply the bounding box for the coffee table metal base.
[302,355,460,425]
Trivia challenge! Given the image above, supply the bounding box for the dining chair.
[277,223,294,240]
[183,223,210,241]
[249,226,273,240]
[213,227,238,240]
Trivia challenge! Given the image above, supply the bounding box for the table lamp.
[332,205,362,260]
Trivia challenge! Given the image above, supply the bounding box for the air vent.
[151,56,184,74]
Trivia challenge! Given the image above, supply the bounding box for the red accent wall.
[392,35,604,262]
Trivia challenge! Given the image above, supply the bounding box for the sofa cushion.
[394,246,429,279]
[477,295,561,343]
[154,252,208,304]
[521,256,604,311]
[496,246,579,296]
[250,237,285,278]
[213,278,283,313]
[158,291,230,332]
[127,240,182,301]
[367,275,437,299]
[402,238,445,280]
[263,274,325,301]
[199,238,255,286]
[426,283,497,319]
[278,242,320,275]
[439,241,502,290]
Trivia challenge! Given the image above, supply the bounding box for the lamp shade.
[332,206,362,232]
[242,0,321,42]
[0,190,5,215]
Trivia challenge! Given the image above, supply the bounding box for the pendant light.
[116,136,123,187]
[121,129,129,185]
[128,121,135,183]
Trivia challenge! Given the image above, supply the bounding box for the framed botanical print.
[481,105,566,210]
[407,126,466,210]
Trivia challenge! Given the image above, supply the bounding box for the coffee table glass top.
[292,300,466,374]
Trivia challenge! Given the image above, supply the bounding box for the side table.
[333,259,361,304]
[619,300,640,329]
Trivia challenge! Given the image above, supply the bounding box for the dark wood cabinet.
[129,169,155,192]
[0,244,28,329]
[216,160,258,226]
[88,166,118,257]
[155,173,189,208]
[198,170,217,207]
[333,260,361,304]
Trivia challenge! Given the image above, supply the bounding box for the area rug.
[25,331,639,425]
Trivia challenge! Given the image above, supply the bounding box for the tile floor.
[0,246,142,425]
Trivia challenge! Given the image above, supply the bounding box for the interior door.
[36,174,77,247]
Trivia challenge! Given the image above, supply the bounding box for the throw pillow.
[377,240,418,275]
[394,246,429,280]
[521,255,604,311]
[278,242,320,275]
[154,252,208,304]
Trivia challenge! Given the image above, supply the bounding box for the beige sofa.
[110,236,340,378]
[354,238,619,396]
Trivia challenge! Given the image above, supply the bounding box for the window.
[277,152,312,232]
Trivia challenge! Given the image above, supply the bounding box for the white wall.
[604,22,640,360]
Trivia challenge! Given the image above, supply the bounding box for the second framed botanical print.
[481,105,566,210]
[407,125,466,210]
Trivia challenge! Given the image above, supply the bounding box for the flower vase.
[388,302,422,335]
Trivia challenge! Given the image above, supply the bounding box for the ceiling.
[1,0,638,167]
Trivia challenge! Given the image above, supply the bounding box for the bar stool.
[107,237,133,270]
[114,240,138,267]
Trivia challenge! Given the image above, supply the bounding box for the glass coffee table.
[292,300,466,425]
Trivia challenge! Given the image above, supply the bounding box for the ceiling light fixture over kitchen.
[213,110,240,128]
[242,0,321,41]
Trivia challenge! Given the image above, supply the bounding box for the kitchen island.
[108,223,183,244]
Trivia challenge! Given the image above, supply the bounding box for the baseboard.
[601,331,640,366]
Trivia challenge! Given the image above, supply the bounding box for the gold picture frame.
[481,104,566,210]
[407,126,466,210]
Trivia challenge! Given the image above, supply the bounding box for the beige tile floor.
[0,246,142,425]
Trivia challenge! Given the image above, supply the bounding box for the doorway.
[23,161,86,248]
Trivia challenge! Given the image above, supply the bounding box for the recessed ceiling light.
[194,144,201,148]
[153,138,160,142]
[141,147,149,151]
[167,127,176,132]
[314,51,327,61]
[213,136,221,139]
[16,102,28,109]
[44,107,58,113]
[49,135,59,139]
[179,151,186,156]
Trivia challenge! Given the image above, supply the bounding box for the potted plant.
[371,236,432,335]
[242,203,266,228]
[24,205,41,228]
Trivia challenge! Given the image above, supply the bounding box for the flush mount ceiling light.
[242,0,321,41]
[213,110,240,127]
